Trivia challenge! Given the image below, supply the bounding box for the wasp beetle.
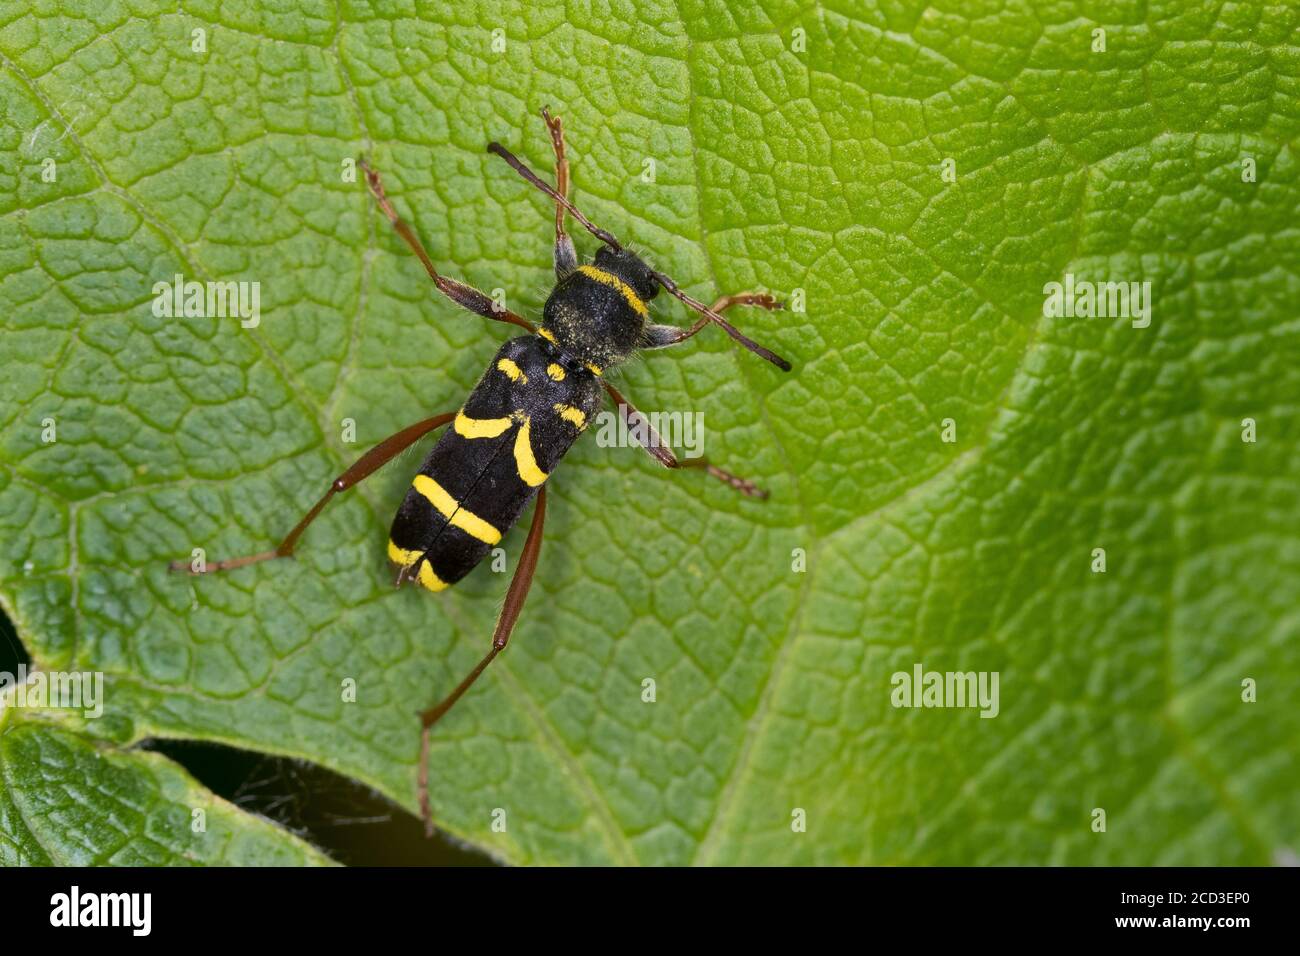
[171,108,792,832]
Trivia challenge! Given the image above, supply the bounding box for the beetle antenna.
[486,141,791,372]
[487,142,622,250]
[648,269,791,371]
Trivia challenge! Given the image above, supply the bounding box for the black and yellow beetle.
[171,108,791,831]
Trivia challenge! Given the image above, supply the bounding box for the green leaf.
[1,0,1297,865]
[0,706,332,864]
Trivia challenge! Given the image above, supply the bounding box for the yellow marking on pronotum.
[546,363,566,382]
[387,540,447,592]
[496,358,527,383]
[513,417,548,487]
[554,403,586,429]
[538,328,558,345]
[412,474,502,545]
[577,265,648,317]
[586,362,603,376]
[454,410,513,439]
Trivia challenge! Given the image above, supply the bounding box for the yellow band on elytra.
[513,417,548,487]
[417,561,448,592]
[497,358,527,383]
[455,410,513,439]
[412,474,502,545]
[554,404,586,429]
[388,540,422,568]
[387,540,448,592]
